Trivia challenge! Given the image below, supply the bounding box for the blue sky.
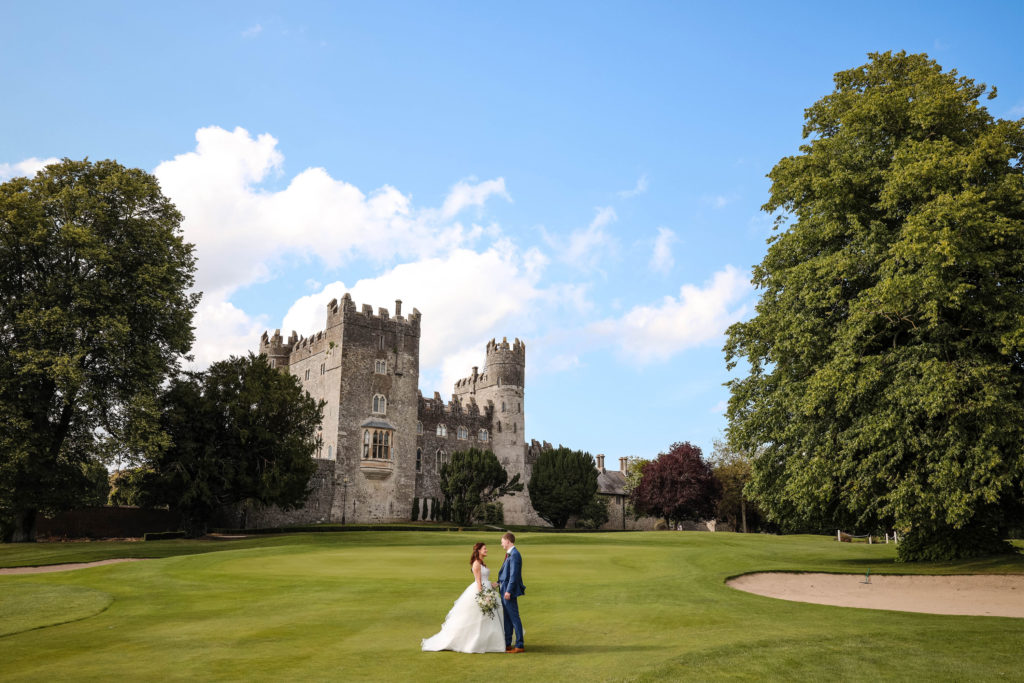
[3,2,1022,466]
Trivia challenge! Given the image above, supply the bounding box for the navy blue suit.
[498,547,525,648]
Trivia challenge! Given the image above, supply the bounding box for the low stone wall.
[216,459,337,529]
[36,506,178,539]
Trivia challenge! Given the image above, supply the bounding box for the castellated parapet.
[251,296,544,526]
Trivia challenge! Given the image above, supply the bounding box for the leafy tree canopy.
[440,448,522,526]
[0,159,197,542]
[528,446,598,529]
[724,52,1024,560]
[709,438,763,533]
[630,442,721,527]
[142,353,322,536]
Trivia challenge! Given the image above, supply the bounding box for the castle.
[253,294,546,526]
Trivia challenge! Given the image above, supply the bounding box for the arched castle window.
[501,401,506,412]
[417,421,423,435]
[304,369,310,381]
[363,428,392,460]
[512,422,517,433]
[320,363,325,375]
[478,429,488,442]
[435,449,447,473]
[328,445,333,459]
[436,423,447,437]
[497,421,502,433]
[374,360,387,374]
[457,426,468,440]
[372,394,387,415]
[379,335,385,350]
[416,448,422,472]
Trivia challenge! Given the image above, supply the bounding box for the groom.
[498,532,525,653]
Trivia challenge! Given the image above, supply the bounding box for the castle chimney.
[395,299,402,317]
[619,457,628,472]
[597,454,605,473]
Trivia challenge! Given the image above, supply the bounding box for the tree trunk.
[5,509,39,543]
[741,499,748,533]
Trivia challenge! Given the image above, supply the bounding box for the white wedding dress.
[422,564,506,653]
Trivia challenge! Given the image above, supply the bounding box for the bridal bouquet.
[476,586,500,619]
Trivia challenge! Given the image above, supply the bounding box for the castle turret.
[449,337,540,525]
[259,329,297,370]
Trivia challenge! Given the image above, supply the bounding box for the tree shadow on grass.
[519,644,663,656]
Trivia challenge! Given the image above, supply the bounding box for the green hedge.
[210,523,635,535]
[144,530,187,541]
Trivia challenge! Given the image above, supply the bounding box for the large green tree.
[141,353,323,536]
[724,52,1024,560]
[0,159,198,542]
[440,448,522,526]
[528,446,598,529]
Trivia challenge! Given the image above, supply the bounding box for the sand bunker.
[0,558,145,575]
[728,572,1024,618]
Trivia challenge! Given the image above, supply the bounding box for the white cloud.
[280,246,545,390]
[187,299,267,369]
[152,126,511,370]
[440,177,511,219]
[554,206,618,271]
[0,156,60,181]
[590,265,752,363]
[650,227,676,274]
[618,174,648,198]
[242,24,263,38]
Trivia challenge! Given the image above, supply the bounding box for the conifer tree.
[440,448,522,525]
[528,447,598,528]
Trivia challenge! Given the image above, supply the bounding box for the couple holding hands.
[422,532,526,654]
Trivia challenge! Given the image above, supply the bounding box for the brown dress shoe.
[512,647,525,653]
[505,647,515,653]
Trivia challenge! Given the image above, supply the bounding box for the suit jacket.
[499,547,525,598]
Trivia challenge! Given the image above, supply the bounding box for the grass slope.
[1,532,1022,681]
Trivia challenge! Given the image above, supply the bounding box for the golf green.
[2,531,1022,681]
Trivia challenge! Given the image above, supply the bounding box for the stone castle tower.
[254,295,543,526]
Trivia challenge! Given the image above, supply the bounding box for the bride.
[422,542,506,653]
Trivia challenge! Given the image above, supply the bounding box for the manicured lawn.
[2,532,1023,681]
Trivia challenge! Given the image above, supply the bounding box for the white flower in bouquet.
[476,586,500,619]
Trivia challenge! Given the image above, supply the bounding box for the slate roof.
[597,469,627,496]
[359,418,397,430]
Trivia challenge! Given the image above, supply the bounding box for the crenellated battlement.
[417,390,493,419]
[453,337,526,394]
[325,293,422,333]
[259,329,299,368]
[486,336,525,359]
